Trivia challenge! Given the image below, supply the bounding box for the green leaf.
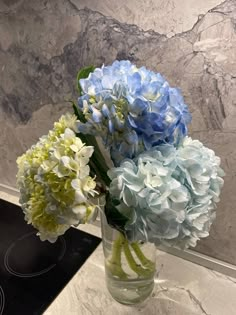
[105,194,129,234]
[73,102,87,123]
[73,131,110,188]
[66,99,110,187]
[67,100,87,124]
[77,65,96,96]
[68,65,111,188]
[72,103,79,118]
[81,134,111,187]
[68,100,80,118]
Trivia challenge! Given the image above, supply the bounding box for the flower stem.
[106,233,155,280]
[110,233,124,262]
[131,242,155,270]
[122,238,153,278]
[106,233,128,279]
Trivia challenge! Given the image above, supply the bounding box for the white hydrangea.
[17,113,98,243]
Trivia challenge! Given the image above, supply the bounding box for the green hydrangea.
[17,114,97,242]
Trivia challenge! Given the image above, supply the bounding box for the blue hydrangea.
[77,60,191,166]
[107,137,224,249]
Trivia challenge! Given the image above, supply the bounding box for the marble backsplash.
[0,0,236,264]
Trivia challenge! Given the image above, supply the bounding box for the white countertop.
[1,191,236,315]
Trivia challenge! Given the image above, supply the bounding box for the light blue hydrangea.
[107,137,224,249]
[77,60,191,166]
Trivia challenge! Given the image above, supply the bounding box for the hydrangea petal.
[16,114,98,243]
[77,60,191,166]
[108,137,224,249]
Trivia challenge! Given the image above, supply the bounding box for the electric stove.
[0,199,101,315]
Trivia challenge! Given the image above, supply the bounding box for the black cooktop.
[0,199,101,315]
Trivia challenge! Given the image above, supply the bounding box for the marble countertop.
[45,224,236,315]
[1,191,236,315]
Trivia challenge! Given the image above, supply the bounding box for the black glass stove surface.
[0,199,101,315]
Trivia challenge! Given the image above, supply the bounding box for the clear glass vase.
[101,213,156,305]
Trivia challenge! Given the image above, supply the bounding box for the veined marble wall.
[0,0,236,264]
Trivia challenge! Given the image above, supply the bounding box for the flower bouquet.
[17,60,224,305]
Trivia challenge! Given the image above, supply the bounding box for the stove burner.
[0,286,5,315]
[4,232,66,278]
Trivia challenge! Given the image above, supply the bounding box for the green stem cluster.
[106,233,155,280]
[106,233,128,279]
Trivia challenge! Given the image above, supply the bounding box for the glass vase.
[101,213,156,305]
